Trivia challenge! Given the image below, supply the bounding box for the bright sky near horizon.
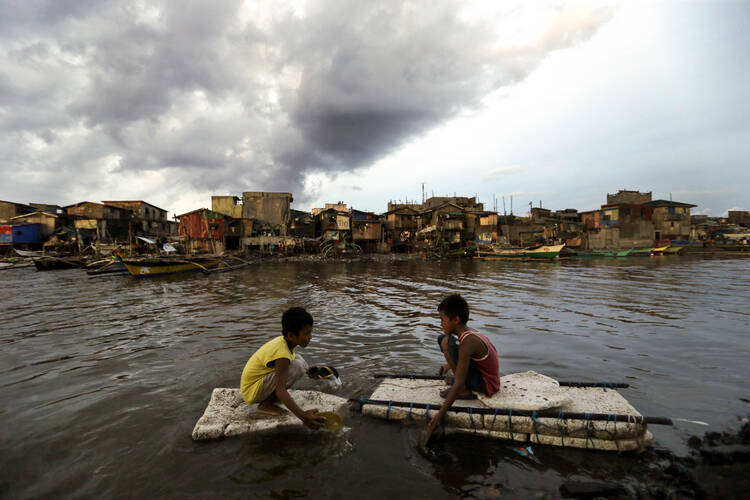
[1,1,748,217]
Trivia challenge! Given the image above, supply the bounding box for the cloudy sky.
[1,0,748,217]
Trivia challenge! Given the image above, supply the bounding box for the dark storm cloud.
[0,0,613,207]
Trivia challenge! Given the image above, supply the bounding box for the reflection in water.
[1,256,749,498]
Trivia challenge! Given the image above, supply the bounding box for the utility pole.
[502,196,506,217]
[421,182,425,204]
[510,196,513,215]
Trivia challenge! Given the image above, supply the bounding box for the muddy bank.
[558,418,750,499]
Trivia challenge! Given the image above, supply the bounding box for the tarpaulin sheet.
[0,224,11,243]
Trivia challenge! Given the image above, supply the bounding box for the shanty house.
[9,212,59,238]
[101,200,171,235]
[212,196,243,219]
[382,207,418,251]
[0,200,35,223]
[314,208,351,241]
[242,192,293,234]
[178,209,226,254]
[289,209,314,238]
[644,200,697,242]
[351,209,382,251]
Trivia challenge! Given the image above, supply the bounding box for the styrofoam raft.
[192,388,349,441]
[477,371,572,410]
[361,373,651,451]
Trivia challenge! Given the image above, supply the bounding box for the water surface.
[1,255,749,498]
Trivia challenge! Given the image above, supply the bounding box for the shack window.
[668,206,675,214]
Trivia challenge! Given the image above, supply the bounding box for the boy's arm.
[424,340,475,443]
[273,358,325,430]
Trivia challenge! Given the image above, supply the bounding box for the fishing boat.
[119,256,222,277]
[663,246,684,254]
[475,245,525,259]
[650,246,670,255]
[360,372,669,452]
[32,256,87,270]
[86,258,128,276]
[629,248,653,257]
[571,249,631,258]
[523,244,565,259]
[14,248,58,257]
[446,244,477,258]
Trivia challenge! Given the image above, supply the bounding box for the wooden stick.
[354,398,672,425]
[372,374,629,389]
[171,259,210,274]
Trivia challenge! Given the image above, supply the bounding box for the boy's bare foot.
[257,402,289,416]
[439,387,477,399]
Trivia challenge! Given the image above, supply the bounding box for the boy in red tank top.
[425,294,500,444]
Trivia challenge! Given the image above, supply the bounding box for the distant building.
[606,190,652,205]
[289,209,314,238]
[30,203,63,214]
[211,196,243,219]
[9,211,59,238]
[644,200,696,241]
[422,196,484,211]
[728,211,750,226]
[65,201,131,220]
[0,200,35,223]
[381,207,419,251]
[314,208,351,240]
[351,209,382,251]
[177,208,227,254]
[242,192,293,232]
[101,200,171,235]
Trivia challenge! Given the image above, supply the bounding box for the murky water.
[2,255,749,498]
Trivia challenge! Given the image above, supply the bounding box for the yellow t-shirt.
[240,336,296,404]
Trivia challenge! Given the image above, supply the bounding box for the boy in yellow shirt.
[240,307,326,430]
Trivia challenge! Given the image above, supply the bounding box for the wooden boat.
[475,245,525,258]
[15,248,58,257]
[33,256,87,270]
[86,259,128,276]
[664,246,684,254]
[119,256,221,277]
[629,248,653,257]
[571,249,631,258]
[524,244,565,259]
[446,244,477,258]
[651,246,670,255]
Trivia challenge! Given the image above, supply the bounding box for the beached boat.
[629,248,653,257]
[571,249,631,258]
[651,246,670,255]
[446,244,477,258]
[475,245,525,258]
[119,256,222,277]
[14,248,58,258]
[663,246,684,254]
[32,256,87,270]
[523,244,565,259]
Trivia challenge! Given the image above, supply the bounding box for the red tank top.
[458,328,500,396]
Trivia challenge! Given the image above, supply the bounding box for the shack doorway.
[226,236,240,250]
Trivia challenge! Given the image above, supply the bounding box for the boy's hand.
[301,409,326,430]
[423,412,443,446]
